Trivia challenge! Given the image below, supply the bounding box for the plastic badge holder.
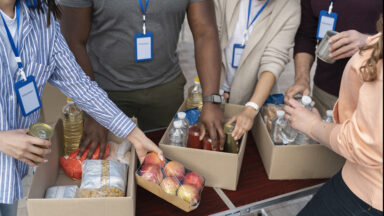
[136,153,205,212]
[174,108,200,126]
[45,185,78,199]
[77,160,128,198]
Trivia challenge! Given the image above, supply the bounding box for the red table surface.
[136,130,327,216]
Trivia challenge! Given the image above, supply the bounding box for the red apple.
[183,172,204,191]
[164,161,185,180]
[177,184,200,205]
[140,164,163,185]
[144,152,165,167]
[160,177,180,195]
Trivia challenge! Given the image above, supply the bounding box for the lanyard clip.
[142,15,146,35]
[328,2,333,14]
[17,68,27,82]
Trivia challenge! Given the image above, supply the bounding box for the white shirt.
[222,0,266,92]
[0,7,19,75]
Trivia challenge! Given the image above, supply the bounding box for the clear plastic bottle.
[295,96,313,144]
[169,120,187,147]
[176,112,189,144]
[186,77,203,110]
[271,110,286,145]
[323,110,333,123]
[62,97,83,155]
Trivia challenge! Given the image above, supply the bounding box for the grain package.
[45,186,78,199]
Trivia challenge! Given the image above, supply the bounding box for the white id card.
[232,44,245,68]
[14,76,41,116]
[135,32,153,62]
[317,10,338,40]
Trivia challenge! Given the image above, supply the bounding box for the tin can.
[316,30,338,64]
[29,123,53,141]
[224,124,239,153]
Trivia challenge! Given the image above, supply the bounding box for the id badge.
[232,44,245,68]
[14,76,41,116]
[316,10,338,40]
[135,32,153,62]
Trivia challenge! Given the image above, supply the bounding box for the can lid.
[194,76,200,84]
[224,124,235,132]
[29,123,53,140]
[301,96,312,105]
[276,110,285,117]
[326,110,333,117]
[177,112,186,119]
[173,120,183,129]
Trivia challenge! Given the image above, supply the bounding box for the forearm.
[249,71,276,106]
[294,52,314,83]
[309,120,337,147]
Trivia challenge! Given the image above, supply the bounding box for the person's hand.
[329,30,369,60]
[126,127,164,164]
[284,98,322,137]
[284,78,311,104]
[78,116,108,159]
[227,106,258,140]
[199,102,225,151]
[0,129,51,166]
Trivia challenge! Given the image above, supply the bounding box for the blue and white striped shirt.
[0,2,136,204]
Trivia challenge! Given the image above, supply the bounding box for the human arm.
[0,129,51,166]
[187,0,225,150]
[49,21,163,163]
[329,30,370,60]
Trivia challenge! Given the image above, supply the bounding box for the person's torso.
[87,0,191,91]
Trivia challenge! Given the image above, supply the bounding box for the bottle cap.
[66,97,74,104]
[326,110,333,117]
[194,76,200,84]
[301,96,312,106]
[173,120,182,129]
[276,110,285,117]
[177,112,186,120]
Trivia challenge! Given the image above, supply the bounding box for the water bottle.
[62,98,83,155]
[186,77,203,110]
[176,112,189,144]
[271,110,286,145]
[295,96,313,144]
[169,120,187,147]
[323,110,333,123]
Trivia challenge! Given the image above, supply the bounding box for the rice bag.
[45,186,78,199]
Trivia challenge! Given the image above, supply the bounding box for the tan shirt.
[330,33,383,211]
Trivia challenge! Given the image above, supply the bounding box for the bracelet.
[245,102,259,112]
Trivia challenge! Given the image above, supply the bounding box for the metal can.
[224,124,239,153]
[28,123,53,141]
[315,30,338,64]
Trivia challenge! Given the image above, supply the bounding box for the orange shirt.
[330,33,383,211]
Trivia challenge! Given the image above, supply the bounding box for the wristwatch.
[203,94,225,104]
[245,102,260,111]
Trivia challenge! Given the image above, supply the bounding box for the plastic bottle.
[323,110,333,123]
[295,96,313,144]
[169,120,187,147]
[176,112,189,144]
[62,98,83,155]
[271,110,286,145]
[186,77,203,110]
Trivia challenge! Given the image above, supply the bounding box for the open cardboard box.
[27,119,137,216]
[159,103,247,191]
[252,114,345,180]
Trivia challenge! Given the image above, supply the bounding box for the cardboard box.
[27,119,137,216]
[252,114,345,180]
[159,103,247,191]
[40,83,67,125]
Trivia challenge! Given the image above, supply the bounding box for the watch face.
[213,95,222,104]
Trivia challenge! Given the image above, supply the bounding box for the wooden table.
[136,130,327,216]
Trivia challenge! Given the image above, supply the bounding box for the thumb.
[17,129,29,134]
[152,145,164,162]
[303,88,311,96]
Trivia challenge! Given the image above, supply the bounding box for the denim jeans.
[298,171,382,216]
[0,202,18,216]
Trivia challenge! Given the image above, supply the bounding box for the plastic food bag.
[262,104,284,133]
[60,144,110,180]
[174,108,200,126]
[77,160,128,198]
[107,140,131,165]
[45,186,78,199]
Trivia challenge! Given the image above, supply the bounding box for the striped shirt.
[0,2,136,204]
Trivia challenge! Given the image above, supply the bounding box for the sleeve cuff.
[108,112,137,138]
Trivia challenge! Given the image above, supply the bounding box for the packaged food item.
[107,140,131,165]
[271,110,286,145]
[60,144,110,180]
[262,104,284,132]
[77,160,128,198]
[202,137,220,151]
[45,186,78,199]
[136,152,205,212]
[28,123,54,141]
[184,108,201,126]
[62,97,83,155]
[224,124,239,153]
[185,77,203,110]
[187,125,202,149]
[169,120,187,147]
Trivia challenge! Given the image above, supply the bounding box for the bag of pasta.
[77,160,128,198]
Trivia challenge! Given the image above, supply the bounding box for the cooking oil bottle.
[186,76,203,110]
[62,97,83,155]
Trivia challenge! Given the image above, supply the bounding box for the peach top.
[330,33,383,211]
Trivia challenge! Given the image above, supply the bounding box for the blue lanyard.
[247,0,270,30]
[138,0,150,34]
[1,1,22,70]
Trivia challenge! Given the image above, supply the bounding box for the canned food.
[202,137,220,151]
[224,124,239,153]
[28,123,53,140]
[187,125,202,149]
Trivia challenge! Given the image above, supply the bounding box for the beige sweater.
[214,0,301,105]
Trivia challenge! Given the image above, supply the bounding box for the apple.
[177,184,200,205]
[183,172,204,191]
[140,164,163,185]
[144,152,165,167]
[164,161,185,180]
[160,177,180,195]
